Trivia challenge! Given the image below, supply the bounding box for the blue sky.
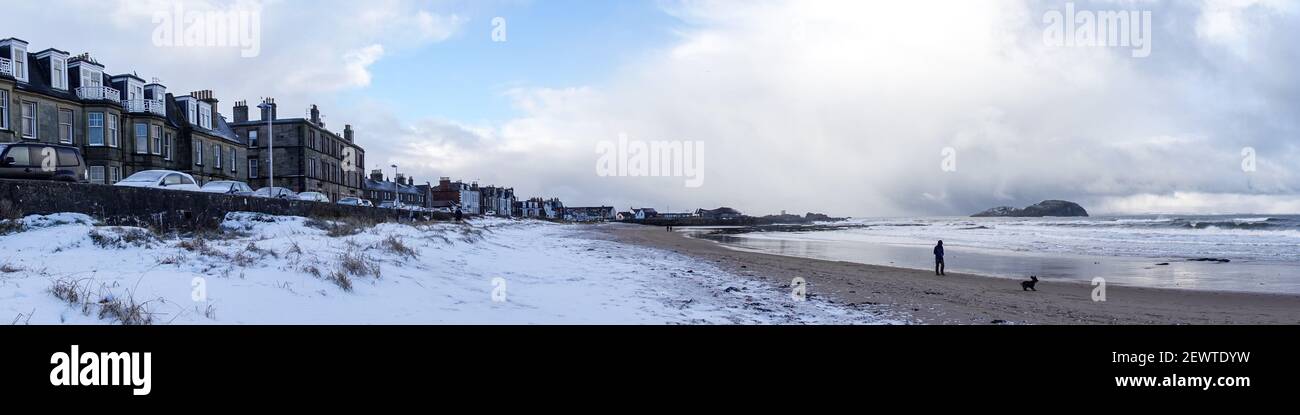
[345,0,683,124]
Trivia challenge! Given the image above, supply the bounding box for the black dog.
[1021,276,1039,291]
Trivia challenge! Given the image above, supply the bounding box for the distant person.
[455,207,463,222]
[934,240,946,276]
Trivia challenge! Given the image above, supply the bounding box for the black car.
[0,143,87,182]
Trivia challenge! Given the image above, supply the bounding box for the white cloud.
[365,0,1300,215]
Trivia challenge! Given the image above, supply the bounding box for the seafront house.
[478,185,516,216]
[364,170,425,206]
[518,197,564,219]
[431,177,481,214]
[229,102,367,202]
[631,208,658,220]
[0,37,250,185]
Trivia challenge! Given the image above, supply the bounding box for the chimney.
[193,90,219,113]
[407,177,414,186]
[344,124,354,142]
[259,98,277,121]
[309,104,321,126]
[439,177,451,189]
[233,100,249,123]
[395,173,406,185]
[369,169,384,182]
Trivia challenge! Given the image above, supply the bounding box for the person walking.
[455,207,463,223]
[934,240,946,276]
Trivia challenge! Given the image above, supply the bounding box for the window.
[134,123,148,154]
[2,146,32,165]
[80,68,101,87]
[187,100,197,125]
[229,148,237,173]
[12,47,26,81]
[107,114,118,147]
[151,125,162,155]
[58,109,73,144]
[52,58,66,89]
[249,159,259,178]
[163,173,183,186]
[88,166,105,184]
[88,112,104,145]
[194,139,203,165]
[199,104,211,129]
[214,144,222,169]
[163,133,173,160]
[110,166,121,184]
[248,130,258,146]
[56,148,79,167]
[21,101,36,138]
[0,90,8,130]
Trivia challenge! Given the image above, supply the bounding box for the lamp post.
[257,98,274,192]
[391,164,399,206]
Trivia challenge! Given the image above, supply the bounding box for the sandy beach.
[596,223,1300,324]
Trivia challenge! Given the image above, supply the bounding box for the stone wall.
[0,179,433,231]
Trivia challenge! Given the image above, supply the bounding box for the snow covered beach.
[0,213,901,325]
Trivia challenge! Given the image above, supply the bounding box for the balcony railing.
[76,86,121,103]
[0,57,12,78]
[126,99,166,116]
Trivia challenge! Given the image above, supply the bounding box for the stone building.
[229,101,367,202]
[0,37,242,185]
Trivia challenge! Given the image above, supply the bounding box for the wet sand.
[596,224,1300,324]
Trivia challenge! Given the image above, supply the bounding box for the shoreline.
[594,223,1300,324]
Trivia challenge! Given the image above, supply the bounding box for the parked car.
[485,210,497,216]
[252,187,298,199]
[199,180,254,195]
[113,170,201,191]
[0,143,86,182]
[378,200,404,209]
[337,197,373,207]
[298,192,331,203]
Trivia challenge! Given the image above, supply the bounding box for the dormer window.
[199,102,212,129]
[51,57,66,89]
[80,67,101,87]
[11,45,26,82]
[186,100,197,124]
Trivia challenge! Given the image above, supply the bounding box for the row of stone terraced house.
[0,37,370,202]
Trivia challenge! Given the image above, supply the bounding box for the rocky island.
[971,200,1089,217]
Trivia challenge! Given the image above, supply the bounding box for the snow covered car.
[297,192,331,203]
[337,197,373,207]
[485,210,497,216]
[252,187,298,199]
[199,180,254,195]
[113,170,201,191]
[378,200,404,209]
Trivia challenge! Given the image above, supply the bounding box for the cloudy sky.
[7,0,1298,216]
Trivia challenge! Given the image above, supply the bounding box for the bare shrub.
[375,234,418,259]
[327,270,353,292]
[339,250,381,279]
[89,227,160,249]
[96,293,154,326]
[305,217,373,237]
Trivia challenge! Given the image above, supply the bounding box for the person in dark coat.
[455,207,463,222]
[934,240,946,276]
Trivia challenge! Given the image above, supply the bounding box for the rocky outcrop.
[971,200,1089,217]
